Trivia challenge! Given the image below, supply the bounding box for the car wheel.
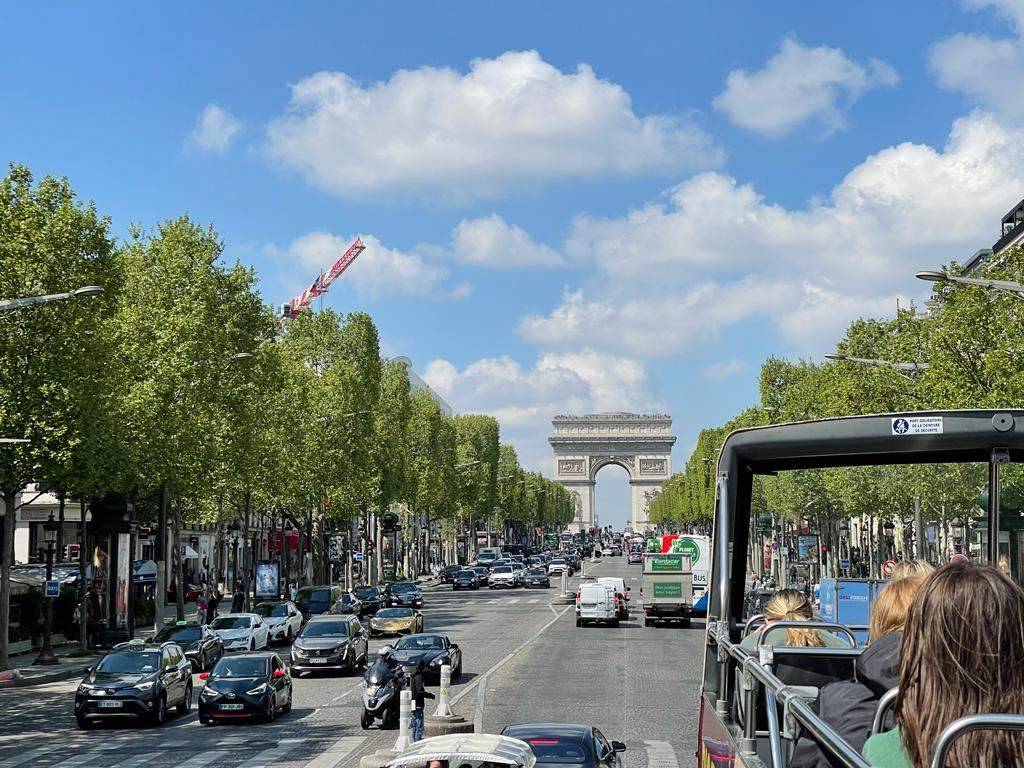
[200,716,212,725]
[177,682,192,714]
[265,694,277,722]
[75,715,90,730]
[286,627,293,643]
[249,638,255,652]
[611,619,620,628]
[151,695,167,726]
[454,661,463,680]
[576,618,582,627]
[282,686,293,713]
[361,710,373,730]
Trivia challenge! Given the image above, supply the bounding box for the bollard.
[434,664,452,717]
[560,569,569,599]
[392,688,414,752]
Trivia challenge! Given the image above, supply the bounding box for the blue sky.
[6,1,1024,528]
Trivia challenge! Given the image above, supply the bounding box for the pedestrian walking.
[231,583,245,613]
[409,659,435,742]
[207,585,221,622]
[196,593,207,625]
[289,582,298,602]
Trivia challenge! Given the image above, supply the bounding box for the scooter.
[361,648,405,729]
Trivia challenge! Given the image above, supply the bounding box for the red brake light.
[530,739,560,745]
[198,672,209,680]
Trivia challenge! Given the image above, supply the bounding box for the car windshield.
[153,624,201,642]
[391,582,416,592]
[376,608,412,618]
[301,620,350,637]
[212,657,267,678]
[253,603,289,618]
[457,571,475,579]
[518,736,589,763]
[493,566,512,574]
[353,587,379,599]
[528,568,546,575]
[296,587,331,606]
[395,635,444,650]
[211,616,252,629]
[96,651,161,674]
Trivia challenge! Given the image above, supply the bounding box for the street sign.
[354,551,364,562]
[44,580,59,598]
[881,559,897,577]
[840,559,850,570]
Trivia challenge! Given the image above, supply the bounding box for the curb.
[0,660,95,689]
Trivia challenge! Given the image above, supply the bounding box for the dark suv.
[75,640,192,728]
[295,585,347,621]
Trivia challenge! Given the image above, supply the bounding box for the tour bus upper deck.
[699,410,1024,768]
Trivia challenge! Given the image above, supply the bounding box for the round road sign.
[881,559,896,577]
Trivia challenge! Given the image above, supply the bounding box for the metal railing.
[708,622,873,768]
[871,687,899,735]
[929,714,1024,768]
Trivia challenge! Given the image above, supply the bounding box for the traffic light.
[381,511,399,533]
[820,544,828,554]
[63,544,80,561]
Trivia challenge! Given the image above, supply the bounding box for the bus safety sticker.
[891,416,943,435]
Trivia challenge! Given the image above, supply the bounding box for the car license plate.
[218,703,245,710]
[309,657,328,664]
[97,700,123,708]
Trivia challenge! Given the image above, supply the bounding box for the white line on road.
[644,740,680,768]
[177,750,229,768]
[0,745,58,767]
[237,739,302,768]
[329,680,366,703]
[528,598,539,604]
[473,673,489,733]
[508,599,519,605]
[217,736,249,745]
[301,735,365,768]
[486,599,498,604]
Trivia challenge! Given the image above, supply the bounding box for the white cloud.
[422,350,655,472]
[271,231,457,300]
[188,104,242,154]
[712,37,897,137]
[524,112,1024,357]
[452,214,562,267]
[931,2,1024,118]
[264,50,721,201]
[703,359,746,379]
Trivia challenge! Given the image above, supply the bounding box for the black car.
[524,568,551,589]
[295,585,348,621]
[339,591,363,616]
[388,581,424,608]
[290,614,369,676]
[75,640,192,729]
[453,570,480,591]
[152,620,224,671]
[439,564,462,584]
[501,723,626,768]
[471,565,490,581]
[391,633,463,680]
[352,585,385,616]
[198,652,292,724]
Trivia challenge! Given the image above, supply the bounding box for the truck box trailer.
[641,553,693,627]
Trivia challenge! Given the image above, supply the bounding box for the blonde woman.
[889,560,934,580]
[789,576,925,768]
[740,589,848,650]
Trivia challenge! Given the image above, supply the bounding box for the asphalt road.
[0,556,705,768]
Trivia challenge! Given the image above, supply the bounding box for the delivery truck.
[641,552,693,627]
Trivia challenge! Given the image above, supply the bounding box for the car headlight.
[292,646,307,657]
[246,683,268,695]
[430,657,443,666]
[134,681,155,691]
[77,683,90,694]
[201,685,219,697]
[334,645,349,655]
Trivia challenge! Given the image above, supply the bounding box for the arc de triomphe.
[549,413,676,533]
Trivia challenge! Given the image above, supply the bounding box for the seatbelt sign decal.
[891,416,943,435]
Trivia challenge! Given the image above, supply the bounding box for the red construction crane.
[283,237,365,318]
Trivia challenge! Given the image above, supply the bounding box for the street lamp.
[824,353,930,373]
[0,285,105,312]
[33,513,61,666]
[916,270,1024,302]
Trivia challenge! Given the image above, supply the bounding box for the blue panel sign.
[45,580,60,598]
[354,552,364,562]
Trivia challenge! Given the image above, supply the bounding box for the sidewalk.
[0,613,195,690]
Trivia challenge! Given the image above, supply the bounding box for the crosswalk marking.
[217,736,249,745]
[528,598,540,604]
[644,740,680,768]
[0,745,57,767]
[237,739,302,768]
[178,751,228,768]
[119,755,154,768]
[50,749,110,768]
[301,735,365,768]
[487,599,498,604]
[508,599,519,604]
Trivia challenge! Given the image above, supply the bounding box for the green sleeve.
[862,728,911,768]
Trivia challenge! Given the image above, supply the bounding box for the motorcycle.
[361,648,406,729]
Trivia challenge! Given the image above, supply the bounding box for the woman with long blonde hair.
[740,588,848,649]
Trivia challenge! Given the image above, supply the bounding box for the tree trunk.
[56,492,66,562]
[173,499,185,621]
[0,490,17,670]
[78,499,88,649]
[375,517,384,584]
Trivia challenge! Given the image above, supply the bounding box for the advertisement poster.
[797,534,819,561]
[255,561,279,598]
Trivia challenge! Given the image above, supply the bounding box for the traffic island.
[424,713,474,737]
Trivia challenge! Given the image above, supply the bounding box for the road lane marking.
[528,598,539,604]
[486,599,498,604]
[237,740,302,768]
[329,680,366,703]
[0,745,58,767]
[178,751,229,768]
[507,599,519,605]
[451,604,572,708]
[217,736,249,745]
[473,672,489,733]
[644,741,680,768]
[301,735,365,768]
[119,755,154,768]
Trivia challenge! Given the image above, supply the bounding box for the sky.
[5,1,1024,528]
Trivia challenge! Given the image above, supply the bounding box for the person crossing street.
[409,659,435,742]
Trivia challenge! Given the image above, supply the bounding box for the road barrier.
[435,664,452,717]
[393,689,413,751]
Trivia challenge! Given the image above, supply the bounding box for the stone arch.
[549,413,675,532]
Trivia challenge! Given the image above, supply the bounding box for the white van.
[576,582,619,627]
[596,577,630,620]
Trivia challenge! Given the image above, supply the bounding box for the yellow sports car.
[368,607,424,636]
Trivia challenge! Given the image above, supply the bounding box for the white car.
[548,559,570,575]
[488,565,518,589]
[210,613,270,652]
[253,600,303,644]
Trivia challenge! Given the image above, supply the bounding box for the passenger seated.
[740,589,849,650]
[862,562,1024,768]
[789,575,924,768]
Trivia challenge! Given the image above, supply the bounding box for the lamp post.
[33,514,61,665]
[824,353,930,381]
[916,270,1024,302]
[0,285,105,312]
[456,460,483,562]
